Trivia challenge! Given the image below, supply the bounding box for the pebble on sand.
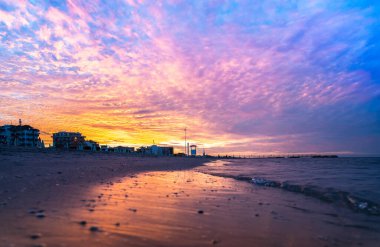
[28,209,36,214]
[30,233,42,239]
[89,226,100,232]
[79,221,87,226]
[31,244,46,247]
[35,212,45,218]
[212,239,220,245]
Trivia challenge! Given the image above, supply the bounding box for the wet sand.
[1,149,379,246]
[0,148,208,246]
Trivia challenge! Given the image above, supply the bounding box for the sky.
[0,0,379,155]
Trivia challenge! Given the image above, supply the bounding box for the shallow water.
[197,158,380,214]
[66,170,380,246]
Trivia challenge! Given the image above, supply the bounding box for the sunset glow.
[0,1,379,154]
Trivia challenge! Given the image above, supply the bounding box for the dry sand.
[0,148,379,247]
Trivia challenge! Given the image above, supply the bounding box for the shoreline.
[198,170,380,216]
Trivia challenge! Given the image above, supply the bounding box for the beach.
[1,148,379,247]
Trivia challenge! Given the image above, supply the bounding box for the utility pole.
[184,128,187,156]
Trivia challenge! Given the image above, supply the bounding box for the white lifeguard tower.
[190,145,197,156]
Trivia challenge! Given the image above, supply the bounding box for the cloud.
[0,0,379,154]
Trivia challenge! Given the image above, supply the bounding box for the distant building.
[114,146,135,153]
[136,145,173,156]
[136,146,148,154]
[151,145,162,156]
[0,122,43,148]
[83,140,100,151]
[100,145,132,153]
[100,145,116,152]
[52,131,85,150]
[0,125,12,145]
[136,145,159,155]
[161,146,174,156]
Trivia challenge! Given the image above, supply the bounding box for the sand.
[1,147,379,247]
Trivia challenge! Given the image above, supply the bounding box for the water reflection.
[68,169,380,247]
[72,171,239,246]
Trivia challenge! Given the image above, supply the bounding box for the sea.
[197,157,380,215]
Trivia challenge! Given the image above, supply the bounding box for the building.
[136,145,161,155]
[161,146,174,156]
[136,145,173,156]
[0,122,43,148]
[100,145,109,152]
[82,140,100,151]
[52,131,85,150]
[114,146,135,153]
[0,125,12,145]
[136,146,148,154]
